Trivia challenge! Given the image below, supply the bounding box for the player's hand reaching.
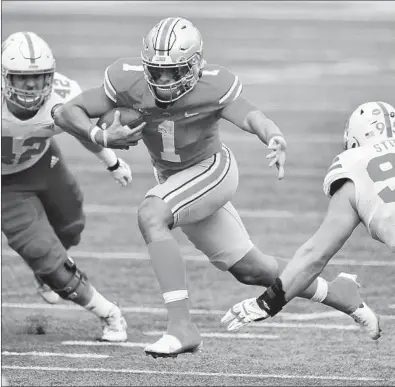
[108,158,133,187]
[266,136,287,180]
[102,110,146,150]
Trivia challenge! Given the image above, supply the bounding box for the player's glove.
[107,158,132,187]
[221,297,270,332]
[221,278,287,331]
[266,135,287,180]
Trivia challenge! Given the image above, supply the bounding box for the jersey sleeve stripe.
[219,76,240,104]
[232,83,243,102]
[103,67,117,103]
[323,171,349,197]
[327,163,342,174]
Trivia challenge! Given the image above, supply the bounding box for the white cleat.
[35,278,60,305]
[350,302,382,340]
[144,334,203,359]
[335,273,381,340]
[100,306,128,342]
[335,273,382,340]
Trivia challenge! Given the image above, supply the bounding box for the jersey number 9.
[366,153,395,204]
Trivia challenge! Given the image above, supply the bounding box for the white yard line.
[69,164,330,176]
[2,365,393,383]
[2,249,393,267]
[248,322,359,330]
[144,331,280,339]
[62,341,148,348]
[3,302,394,321]
[1,351,108,359]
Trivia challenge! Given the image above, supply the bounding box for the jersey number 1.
[366,153,395,203]
[158,121,181,162]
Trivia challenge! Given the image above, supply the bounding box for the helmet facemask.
[142,52,203,104]
[3,69,55,111]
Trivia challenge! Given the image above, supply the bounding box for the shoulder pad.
[103,57,144,103]
[52,72,82,102]
[201,64,243,106]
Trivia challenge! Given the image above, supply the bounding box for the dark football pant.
[2,140,85,274]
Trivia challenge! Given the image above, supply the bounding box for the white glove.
[108,158,132,187]
[221,298,270,332]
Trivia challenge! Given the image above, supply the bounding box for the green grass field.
[2,2,395,386]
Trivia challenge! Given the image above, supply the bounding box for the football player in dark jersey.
[55,17,374,357]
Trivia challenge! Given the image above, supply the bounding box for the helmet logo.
[372,109,381,115]
[153,56,167,62]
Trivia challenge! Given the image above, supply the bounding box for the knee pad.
[60,234,82,250]
[37,257,89,301]
[58,220,85,250]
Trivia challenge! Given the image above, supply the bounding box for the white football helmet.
[141,17,205,103]
[344,101,395,149]
[2,31,56,111]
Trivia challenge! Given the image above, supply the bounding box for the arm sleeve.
[323,154,352,197]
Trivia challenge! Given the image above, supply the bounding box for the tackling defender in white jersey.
[2,31,131,341]
[222,101,395,339]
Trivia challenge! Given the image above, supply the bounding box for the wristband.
[257,277,287,317]
[50,103,63,120]
[89,125,101,144]
[96,148,118,167]
[107,159,120,171]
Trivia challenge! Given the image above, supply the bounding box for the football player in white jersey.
[2,31,132,341]
[222,101,395,340]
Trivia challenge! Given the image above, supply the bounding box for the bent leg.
[182,201,361,311]
[1,190,116,315]
[39,141,85,250]
[2,190,92,304]
[229,247,323,300]
[140,146,237,356]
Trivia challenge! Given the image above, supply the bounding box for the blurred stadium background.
[1,1,395,386]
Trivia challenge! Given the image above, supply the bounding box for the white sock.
[310,277,329,303]
[84,287,114,318]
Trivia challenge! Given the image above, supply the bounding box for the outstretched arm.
[220,97,284,144]
[277,180,361,302]
[221,180,361,331]
[220,96,287,179]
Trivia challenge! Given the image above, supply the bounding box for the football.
[97,107,144,130]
